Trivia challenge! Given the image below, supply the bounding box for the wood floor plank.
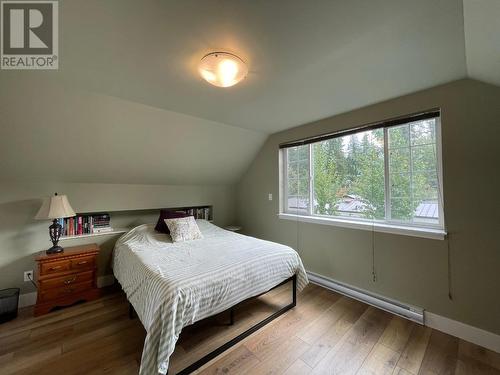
[169,311,267,373]
[311,307,392,375]
[356,343,400,375]
[417,330,458,375]
[13,326,74,358]
[455,356,500,375]
[244,308,303,360]
[176,310,254,353]
[197,345,260,375]
[1,306,128,360]
[26,325,145,375]
[0,330,31,355]
[85,352,140,375]
[392,366,414,375]
[244,287,336,360]
[396,325,432,374]
[1,345,62,375]
[458,340,500,371]
[242,336,310,375]
[297,296,356,344]
[0,293,125,338]
[0,352,14,367]
[62,317,138,353]
[300,298,368,367]
[27,302,126,339]
[69,302,129,333]
[283,359,312,375]
[379,316,415,353]
[300,316,353,368]
[0,297,124,338]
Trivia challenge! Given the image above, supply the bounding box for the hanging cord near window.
[296,197,300,255]
[438,174,452,301]
[371,137,377,283]
[446,233,452,300]
[296,154,300,255]
[432,121,452,300]
[371,228,376,282]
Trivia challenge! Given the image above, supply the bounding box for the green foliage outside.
[310,120,438,222]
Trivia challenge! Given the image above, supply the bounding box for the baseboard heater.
[307,271,424,324]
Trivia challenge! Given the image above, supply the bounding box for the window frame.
[282,144,312,215]
[279,117,446,240]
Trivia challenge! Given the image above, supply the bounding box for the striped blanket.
[112,220,308,375]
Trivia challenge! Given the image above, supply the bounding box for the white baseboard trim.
[425,312,500,354]
[18,292,37,308]
[97,274,116,288]
[18,275,116,308]
[306,270,424,324]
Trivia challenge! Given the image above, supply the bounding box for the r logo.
[1,1,58,69]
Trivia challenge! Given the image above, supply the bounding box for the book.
[61,212,111,236]
[78,216,83,235]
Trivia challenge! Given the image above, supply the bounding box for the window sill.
[277,213,446,240]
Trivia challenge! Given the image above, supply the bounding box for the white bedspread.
[112,220,308,375]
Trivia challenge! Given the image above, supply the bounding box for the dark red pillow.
[154,209,189,234]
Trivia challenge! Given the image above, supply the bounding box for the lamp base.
[46,245,64,255]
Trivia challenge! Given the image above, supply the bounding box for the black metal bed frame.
[129,274,297,375]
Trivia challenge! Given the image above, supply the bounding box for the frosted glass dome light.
[198,52,248,88]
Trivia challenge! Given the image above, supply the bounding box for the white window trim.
[279,116,446,240]
[277,213,446,240]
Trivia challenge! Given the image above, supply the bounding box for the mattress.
[112,220,308,375]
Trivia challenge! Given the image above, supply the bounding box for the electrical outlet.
[24,270,33,282]
[268,193,273,201]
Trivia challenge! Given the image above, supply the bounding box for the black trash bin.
[0,288,20,323]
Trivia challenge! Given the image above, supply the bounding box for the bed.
[112,219,308,375]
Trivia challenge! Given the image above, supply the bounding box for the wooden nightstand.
[34,243,100,316]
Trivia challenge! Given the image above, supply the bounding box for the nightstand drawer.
[70,256,95,271]
[39,270,93,290]
[40,260,71,275]
[40,280,93,302]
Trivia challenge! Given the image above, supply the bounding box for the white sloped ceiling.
[463,0,500,86]
[3,0,468,134]
[0,76,266,185]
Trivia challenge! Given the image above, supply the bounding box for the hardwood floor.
[0,283,499,375]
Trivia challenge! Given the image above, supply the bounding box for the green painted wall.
[0,182,235,294]
[236,79,500,335]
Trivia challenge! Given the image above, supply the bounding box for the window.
[285,144,310,214]
[280,114,444,236]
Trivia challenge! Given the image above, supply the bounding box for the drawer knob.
[50,266,62,271]
[64,277,77,285]
[77,261,88,265]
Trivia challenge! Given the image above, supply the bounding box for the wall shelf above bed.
[60,228,131,241]
[59,205,213,241]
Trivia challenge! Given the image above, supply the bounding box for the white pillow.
[164,216,203,242]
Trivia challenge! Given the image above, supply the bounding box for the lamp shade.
[35,194,76,220]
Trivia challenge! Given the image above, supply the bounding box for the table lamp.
[35,193,76,254]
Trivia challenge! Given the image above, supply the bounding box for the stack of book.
[59,213,113,236]
[184,207,211,220]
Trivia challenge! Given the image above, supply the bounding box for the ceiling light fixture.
[198,52,248,88]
